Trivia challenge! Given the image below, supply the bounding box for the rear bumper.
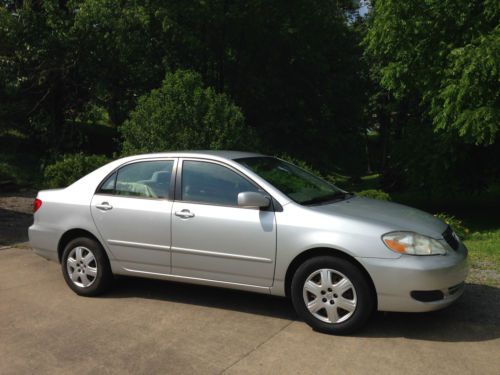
[28,224,59,262]
[358,243,468,312]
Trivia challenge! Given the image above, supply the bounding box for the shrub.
[356,189,391,201]
[121,70,255,155]
[44,153,109,188]
[434,213,470,240]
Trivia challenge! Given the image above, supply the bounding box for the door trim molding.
[171,246,273,263]
[108,239,170,251]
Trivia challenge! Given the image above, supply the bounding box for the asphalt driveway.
[1,245,499,374]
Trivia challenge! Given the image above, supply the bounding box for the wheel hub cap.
[302,268,357,324]
[66,246,98,288]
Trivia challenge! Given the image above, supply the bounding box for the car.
[29,151,468,334]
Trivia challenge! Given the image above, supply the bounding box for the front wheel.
[61,237,112,296]
[291,256,374,334]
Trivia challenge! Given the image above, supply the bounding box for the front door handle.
[175,209,195,219]
[96,202,113,211]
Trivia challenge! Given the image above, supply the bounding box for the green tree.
[432,27,499,145]
[120,70,253,154]
[1,0,369,175]
[365,0,499,144]
[158,1,369,171]
[71,0,167,126]
[364,0,500,193]
[0,0,83,149]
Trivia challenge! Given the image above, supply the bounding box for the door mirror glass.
[238,191,270,208]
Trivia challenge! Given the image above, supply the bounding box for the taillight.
[33,198,42,213]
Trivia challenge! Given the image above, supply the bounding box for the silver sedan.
[29,151,468,334]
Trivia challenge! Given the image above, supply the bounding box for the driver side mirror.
[238,191,271,208]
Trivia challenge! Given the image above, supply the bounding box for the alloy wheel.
[302,268,357,324]
[66,246,98,288]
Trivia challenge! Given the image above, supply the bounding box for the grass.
[464,230,500,286]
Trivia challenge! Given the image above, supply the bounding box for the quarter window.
[181,161,259,206]
[98,160,174,199]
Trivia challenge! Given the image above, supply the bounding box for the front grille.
[442,226,459,250]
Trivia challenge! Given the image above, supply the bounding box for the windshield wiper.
[301,191,353,206]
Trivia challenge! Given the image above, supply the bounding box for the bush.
[356,189,391,201]
[434,213,470,240]
[121,70,256,155]
[44,153,109,188]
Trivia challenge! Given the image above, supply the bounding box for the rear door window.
[98,160,174,199]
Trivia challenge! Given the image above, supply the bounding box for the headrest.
[151,171,170,182]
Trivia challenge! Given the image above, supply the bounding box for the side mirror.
[238,191,271,208]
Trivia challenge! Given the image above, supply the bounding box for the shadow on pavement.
[0,207,32,246]
[106,276,297,321]
[107,277,499,342]
[358,283,500,342]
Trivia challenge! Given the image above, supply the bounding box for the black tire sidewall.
[61,237,112,296]
[291,256,374,334]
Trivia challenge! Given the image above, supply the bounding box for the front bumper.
[358,242,469,312]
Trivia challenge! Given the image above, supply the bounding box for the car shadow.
[106,276,297,321]
[106,277,499,342]
[358,283,500,342]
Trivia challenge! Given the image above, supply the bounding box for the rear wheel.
[61,237,112,296]
[291,256,374,334]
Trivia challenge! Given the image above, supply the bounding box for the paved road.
[1,246,499,374]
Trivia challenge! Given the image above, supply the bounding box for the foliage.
[0,1,86,151]
[120,70,252,154]
[434,213,470,240]
[356,189,391,201]
[158,1,368,170]
[384,121,499,194]
[72,0,167,126]
[364,0,500,194]
[364,0,499,140]
[0,0,499,197]
[44,153,109,188]
[431,27,500,145]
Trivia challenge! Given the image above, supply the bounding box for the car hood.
[308,195,447,238]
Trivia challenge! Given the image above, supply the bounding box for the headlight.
[382,232,447,255]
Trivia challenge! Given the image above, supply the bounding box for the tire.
[291,256,374,334]
[61,237,112,296]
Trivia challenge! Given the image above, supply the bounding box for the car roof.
[132,150,267,161]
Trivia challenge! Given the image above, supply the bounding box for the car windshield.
[236,157,349,205]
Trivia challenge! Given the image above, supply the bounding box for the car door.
[91,159,175,274]
[171,159,277,287]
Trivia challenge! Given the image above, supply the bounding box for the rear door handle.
[175,209,195,219]
[96,202,113,211]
